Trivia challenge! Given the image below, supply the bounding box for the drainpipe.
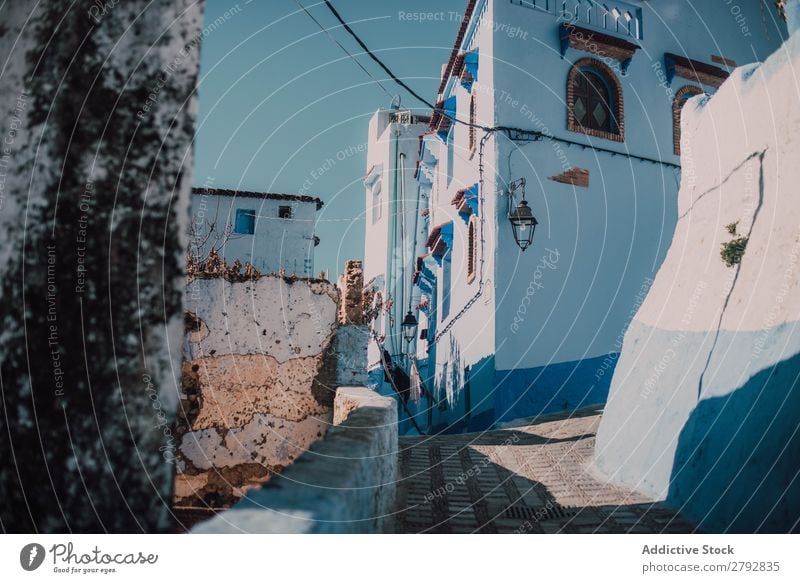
[387,127,400,358]
[399,151,407,333]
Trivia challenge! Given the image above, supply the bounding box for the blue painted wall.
[404,0,785,434]
[668,349,800,533]
[495,353,616,422]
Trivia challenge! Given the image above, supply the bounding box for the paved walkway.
[393,406,696,533]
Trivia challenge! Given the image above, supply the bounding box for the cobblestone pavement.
[393,406,696,533]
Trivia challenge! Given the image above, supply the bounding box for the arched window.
[574,71,612,132]
[567,58,624,142]
[466,216,478,284]
[673,85,704,155]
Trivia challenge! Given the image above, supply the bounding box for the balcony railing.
[512,0,643,40]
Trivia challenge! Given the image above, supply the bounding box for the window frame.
[673,85,704,155]
[371,180,383,224]
[441,248,452,319]
[567,57,624,142]
[468,91,477,157]
[278,205,293,219]
[234,208,256,235]
[466,215,478,284]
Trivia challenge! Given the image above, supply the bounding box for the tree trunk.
[0,0,202,532]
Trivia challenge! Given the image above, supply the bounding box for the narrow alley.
[394,407,695,534]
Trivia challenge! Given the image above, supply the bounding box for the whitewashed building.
[361,109,431,431]
[367,0,785,433]
[190,187,323,277]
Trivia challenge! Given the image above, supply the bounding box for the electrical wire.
[293,0,396,101]
[320,0,684,169]
[317,0,680,347]
[323,0,437,108]
[323,0,498,132]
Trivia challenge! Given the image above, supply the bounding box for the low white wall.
[594,32,800,533]
[192,387,398,534]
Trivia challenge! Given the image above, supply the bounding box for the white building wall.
[421,0,500,430]
[190,191,319,277]
[363,111,430,373]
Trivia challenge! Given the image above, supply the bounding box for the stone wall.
[175,275,339,507]
[337,259,365,326]
[594,31,800,533]
[335,260,369,387]
[192,386,398,534]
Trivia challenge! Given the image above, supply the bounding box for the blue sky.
[194,0,465,277]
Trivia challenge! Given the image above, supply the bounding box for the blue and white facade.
[366,0,785,433]
[362,110,431,432]
[190,187,323,277]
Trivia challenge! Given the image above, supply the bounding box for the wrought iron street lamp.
[401,310,418,344]
[508,178,538,252]
[509,199,538,251]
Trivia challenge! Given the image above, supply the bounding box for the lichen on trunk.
[0,1,202,532]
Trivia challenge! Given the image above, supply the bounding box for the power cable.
[323,0,497,132]
[293,0,395,101]
[323,0,438,108]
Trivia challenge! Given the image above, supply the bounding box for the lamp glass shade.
[401,310,418,343]
[509,199,538,251]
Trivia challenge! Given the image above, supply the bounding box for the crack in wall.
[696,150,767,399]
[678,149,767,221]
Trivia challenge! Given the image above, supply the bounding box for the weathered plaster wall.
[594,31,800,533]
[192,386,398,534]
[176,275,338,507]
[0,1,201,532]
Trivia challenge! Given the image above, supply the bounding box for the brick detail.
[711,54,737,68]
[549,167,590,188]
[673,85,704,156]
[560,23,639,64]
[664,53,729,88]
[566,57,624,143]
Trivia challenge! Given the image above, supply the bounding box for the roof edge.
[191,187,324,210]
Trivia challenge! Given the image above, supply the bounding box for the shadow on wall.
[667,352,800,533]
[430,354,497,435]
[494,353,617,423]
